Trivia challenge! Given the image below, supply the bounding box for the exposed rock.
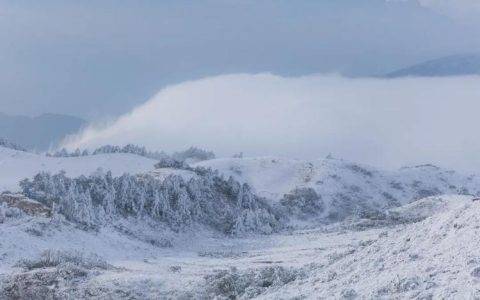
[0,193,51,218]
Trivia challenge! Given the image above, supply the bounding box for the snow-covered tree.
[172,146,216,163]
[20,168,282,235]
[0,138,27,152]
[279,187,324,220]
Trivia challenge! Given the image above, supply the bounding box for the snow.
[195,156,480,220]
[195,156,308,200]
[3,148,480,298]
[149,168,198,182]
[3,195,480,298]
[266,195,480,299]
[0,146,157,192]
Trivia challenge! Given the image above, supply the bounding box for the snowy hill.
[193,156,480,221]
[265,195,480,299]
[385,54,480,77]
[0,146,157,192]
[3,148,478,224]
[3,151,480,298]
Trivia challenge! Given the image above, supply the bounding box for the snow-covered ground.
[2,194,480,298]
[0,146,157,192]
[2,146,480,298]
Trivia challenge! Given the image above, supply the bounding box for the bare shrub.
[16,250,112,271]
[204,266,305,299]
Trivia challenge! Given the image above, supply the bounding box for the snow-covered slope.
[0,146,157,192]
[194,156,480,220]
[4,150,480,298]
[3,194,480,298]
[264,195,480,299]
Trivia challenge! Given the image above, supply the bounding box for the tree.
[20,168,283,235]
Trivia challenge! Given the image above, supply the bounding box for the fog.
[64,74,480,171]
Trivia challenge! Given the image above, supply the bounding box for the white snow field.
[2,146,480,298]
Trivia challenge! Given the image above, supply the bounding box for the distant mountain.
[0,112,86,151]
[385,54,480,78]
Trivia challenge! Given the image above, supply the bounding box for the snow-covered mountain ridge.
[192,156,480,221]
[4,143,480,225]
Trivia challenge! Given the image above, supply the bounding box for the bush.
[204,266,304,299]
[16,250,112,271]
[3,250,112,300]
[172,146,215,163]
[154,157,186,169]
[280,187,324,219]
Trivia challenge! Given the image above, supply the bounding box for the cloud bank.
[64,74,480,171]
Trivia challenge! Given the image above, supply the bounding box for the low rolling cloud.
[64,74,480,171]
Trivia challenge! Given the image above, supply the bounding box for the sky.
[1,0,480,119]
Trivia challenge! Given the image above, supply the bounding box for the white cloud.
[64,73,480,171]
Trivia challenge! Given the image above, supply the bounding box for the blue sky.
[1,0,480,119]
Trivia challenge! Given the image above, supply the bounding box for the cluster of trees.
[0,138,27,152]
[91,144,149,156]
[171,147,215,163]
[47,148,89,157]
[280,187,324,220]
[47,144,150,158]
[47,145,215,164]
[20,168,281,235]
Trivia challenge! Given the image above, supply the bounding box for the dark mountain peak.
[385,53,480,78]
